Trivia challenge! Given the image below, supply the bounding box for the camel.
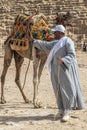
[1,12,73,108]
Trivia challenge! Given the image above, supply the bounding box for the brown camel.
[1,12,73,108]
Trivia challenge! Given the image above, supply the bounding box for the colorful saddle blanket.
[10,14,31,51]
[10,13,53,51]
[31,14,53,41]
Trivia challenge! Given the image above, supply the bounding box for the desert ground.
[0,49,87,130]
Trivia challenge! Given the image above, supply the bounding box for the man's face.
[54,31,62,40]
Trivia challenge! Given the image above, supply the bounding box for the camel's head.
[55,11,74,27]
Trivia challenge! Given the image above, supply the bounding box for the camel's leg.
[37,58,46,88]
[32,46,47,108]
[1,44,13,103]
[33,58,40,108]
[14,52,30,103]
[33,47,41,108]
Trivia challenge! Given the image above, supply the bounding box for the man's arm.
[33,39,58,52]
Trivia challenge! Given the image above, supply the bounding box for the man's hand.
[58,57,63,65]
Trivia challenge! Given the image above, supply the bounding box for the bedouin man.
[33,25,85,122]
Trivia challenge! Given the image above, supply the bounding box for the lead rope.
[54,63,60,120]
[22,59,31,90]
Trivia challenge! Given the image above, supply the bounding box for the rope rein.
[22,59,31,90]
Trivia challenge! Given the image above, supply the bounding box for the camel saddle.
[10,14,31,51]
[10,13,53,51]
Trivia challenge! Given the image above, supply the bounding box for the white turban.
[52,25,65,33]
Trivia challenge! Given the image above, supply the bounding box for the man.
[33,25,85,122]
[46,25,85,121]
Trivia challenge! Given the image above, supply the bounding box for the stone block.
[0,0,87,48]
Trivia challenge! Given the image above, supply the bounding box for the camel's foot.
[24,98,31,103]
[34,100,42,108]
[0,97,6,104]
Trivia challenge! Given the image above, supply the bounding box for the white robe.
[33,37,85,111]
[50,37,85,111]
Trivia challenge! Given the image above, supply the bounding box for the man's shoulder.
[66,37,74,43]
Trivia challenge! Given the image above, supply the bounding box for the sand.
[0,50,87,130]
